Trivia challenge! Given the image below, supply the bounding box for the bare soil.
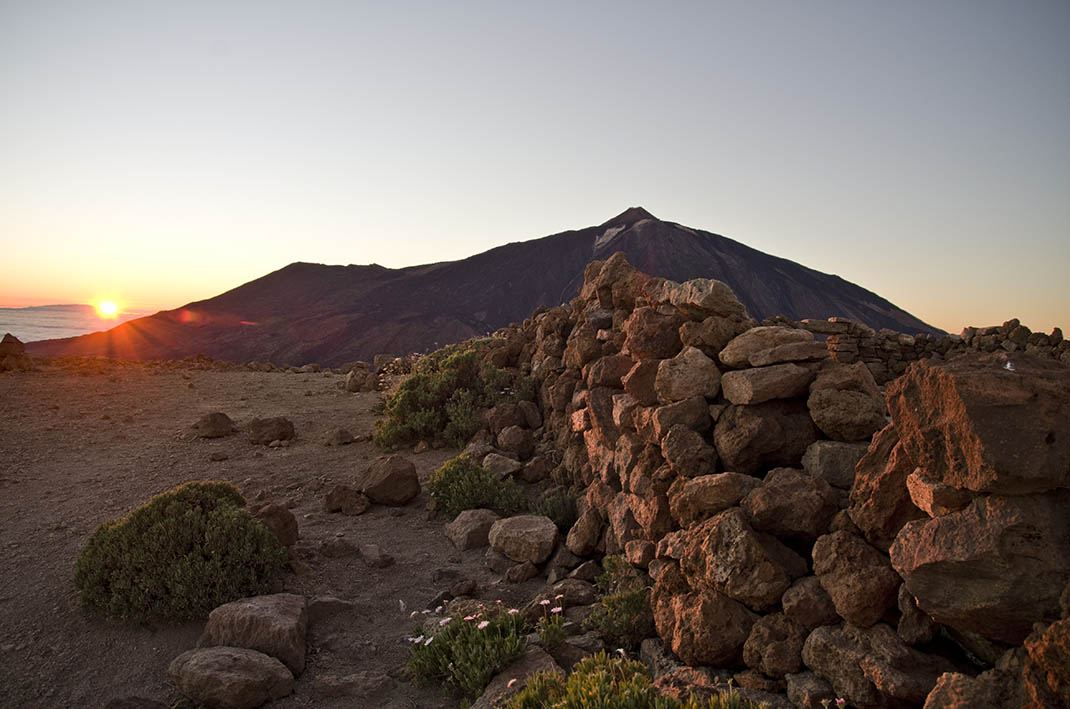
[0,359,545,708]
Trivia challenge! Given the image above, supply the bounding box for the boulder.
[489,515,559,564]
[741,467,838,540]
[247,417,295,445]
[584,353,635,389]
[1022,617,1070,707]
[253,503,298,547]
[662,278,749,320]
[323,485,371,516]
[713,401,817,476]
[497,425,534,460]
[667,473,761,528]
[321,428,354,446]
[168,647,293,709]
[680,316,746,357]
[623,307,684,361]
[360,544,394,568]
[887,352,1070,495]
[749,341,830,367]
[781,576,840,630]
[444,509,501,550]
[812,531,900,628]
[344,369,369,392]
[485,403,527,435]
[719,327,813,369]
[801,440,868,490]
[848,424,925,550]
[655,346,721,403]
[201,594,307,675]
[565,508,603,557]
[897,585,938,646]
[622,359,661,406]
[358,455,419,505]
[194,412,235,438]
[651,396,710,440]
[482,453,523,478]
[0,332,26,356]
[785,672,836,709]
[807,361,886,442]
[660,424,717,476]
[906,469,973,517]
[470,646,561,709]
[743,613,807,678]
[721,364,815,405]
[889,492,1070,644]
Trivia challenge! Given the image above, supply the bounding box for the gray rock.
[201,593,308,675]
[489,515,559,564]
[194,412,235,438]
[445,509,501,550]
[169,646,293,709]
[247,417,295,445]
[802,440,868,490]
[359,455,419,505]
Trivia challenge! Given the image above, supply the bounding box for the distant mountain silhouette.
[28,208,941,365]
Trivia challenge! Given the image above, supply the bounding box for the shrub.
[506,651,769,709]
[428,453,527,518]
[532,488,578,533]
[409,605,526,700]
[536,604,567,650]
[582,586,656,651]
[595,554,645,595]
[374,339,533,449]
[73,481,287,622]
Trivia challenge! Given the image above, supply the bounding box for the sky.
[1,0,1067,333]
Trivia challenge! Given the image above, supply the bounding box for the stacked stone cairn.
[473,252,1069,708]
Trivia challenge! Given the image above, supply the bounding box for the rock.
[713,401,817,476]
[743,613,807,677]
[623,360,661,406]
[0,333,26,356]
[807,361,886,442]
[651,395,710,439]
[906,469,972,517]
[565,508,603,557]
[898,585,938,646]
[253,504,298,547]
[482,452,523,477]
[358,455,419,505]
[498,425,534,460]
[660,424,717,476]
[168,647,293,709]
[812,531,900,628]
[484,547,515,575]
[785,672,836,709]
[667,473,761,528]
[444,509,501,550]
[721,364,815,405]
[323,485,370,516]
[569,560,602,582]
[313,671,393,699]
[1022,618,1070,707]
[782,576,840,630]
[520,455,551,483]
[585,353,635,388]
[506,561,539,582]
[848,424,925,550]
[625,539,655,568]
[470,646,561,709]
[748,341,830,367]
[662,278,749,320]
[923,666,1028,709]
[194,412,235,438]
[489,515,559,564]
[322,428,354,446]
[741,467,838,540]
[655,347,721,403]
[485,403,528,435]
[719,327,813,369]
[318,537,358,558]
[246,417,295,445]
[201,594,307,675]
[680,316,746,357]
[802,623,955,707]
[801,440,868,490]
[680,508,806,611]
[652,564,757,665]
[359,544,393,568]
[623,307,684,360]
[890,492,1070,644]
[886,352,1070,495]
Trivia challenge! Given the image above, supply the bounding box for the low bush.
[595,554,645,595]
[536,604,567,650]
[428,453,527,518]
[409,605,526,700]
[532,488,578,533]
[374,339,532,449]
[582,586,656,651]
[506,651,769,708]
[73,481,287,622]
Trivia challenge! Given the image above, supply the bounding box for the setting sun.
[97,300,119,318]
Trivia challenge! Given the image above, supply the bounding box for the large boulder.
[886,352,1070,495]
[720,364,815,405]
[358,455,420,505]
[743,613,807,678]
[719,327,814,369]
[444,509,501,550]
[714,401,817,476]
[889,492,1070,644]
[201,594,308,675]
[565,508,603,557]
[253,504,298,547]
[812,531,900,628]
[667,473,761,527]
[660,424,717,477]
[655,347,721,403]
[807,362,886,442]
[622,360,661,406]
[848,424,925,550]
[623,307,685,361]
[489,515,559,564]
[659,278,749,321]
[169,647,293,709]
[742,468,838,540]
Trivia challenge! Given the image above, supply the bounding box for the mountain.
[27,208,941,365]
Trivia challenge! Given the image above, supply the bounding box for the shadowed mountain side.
[28,209,941,365]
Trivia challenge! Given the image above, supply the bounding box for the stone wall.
[478,253,1069,708]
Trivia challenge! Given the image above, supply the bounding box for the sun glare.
[97,300,120,318]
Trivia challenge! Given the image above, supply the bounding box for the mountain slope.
[28,208,940,365]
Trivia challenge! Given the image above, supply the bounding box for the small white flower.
[507,678,518,688]
[551,606,563,614]
[539,599,551,606]
[507,608,519,615]
[477,620,490,630]
[411,635,425,644]
[439,618,451,626]
[424,636,433,646]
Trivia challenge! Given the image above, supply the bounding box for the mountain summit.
[28,210,941,365]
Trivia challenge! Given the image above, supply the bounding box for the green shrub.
[595,554,645,595]
[409,606,526,700]
[428,453,527,518]
[73,481,287,622]
[536,605,567,650]
[374,339,533,449]
[582,586,656,650]
[532,488,578,533]
[506,652,769,709]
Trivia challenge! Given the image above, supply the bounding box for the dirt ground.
[0,359,547,708]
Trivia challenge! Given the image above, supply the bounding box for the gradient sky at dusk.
[2,1,1067,333]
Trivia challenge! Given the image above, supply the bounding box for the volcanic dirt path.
[0,360,544,708]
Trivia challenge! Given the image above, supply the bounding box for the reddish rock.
[470,646,562,709]
[782,576,840,630]
[562,321,602,369]
[194,412,235,438]
[623,307,684,361]
[359,455,420,506]
[584,353,634,389]
[625,539,656,568]
[622,359,661,406]
[785,672,836,709]
[489,515,559,564]
[655,346,721,403]
[247,417,295,445]
[887,352,1070,495]
[807,361,886,442]
[680,316,746,357]
[254,504,299,547]
[749,341,830,367]
[923,667,1028,709]
[1022,618,1070,707]
[890,492,1070,644]
[484,403,527,435]
[801,440,868,490]
[651,396,710,439]
[668,473,761,528]
[848,424,925,550]
[743,613,807,677]
[660,424,718,477]
[741,468,838,540]
[906,469,973,517]
[323,485,371,516]
[812,531,900,628]
[897,585,938,646]
[721,364,815,405]
[713,401,817,476]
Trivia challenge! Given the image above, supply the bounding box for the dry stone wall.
[477,252,1069,708]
